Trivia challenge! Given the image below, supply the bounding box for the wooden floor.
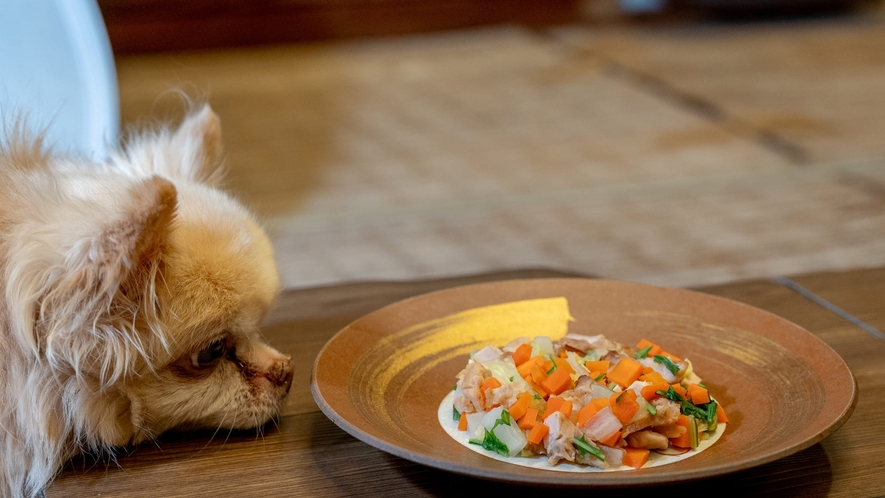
[114,3,885,290]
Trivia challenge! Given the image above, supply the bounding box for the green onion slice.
[573,435,605,461]
[653,355,681,375]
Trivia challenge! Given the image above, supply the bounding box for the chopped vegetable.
[450,333,727,470]
[526,422,548,444]
[635,345,653,359]
[573,435,605,461]
[584,360,610,373]
[576,398,610,427]
[542,396,573,421]
[636,339,663,358]
[508,392,533,421]
[607,357,644,388]
[511,343,533,366]
[653,355,681,375]
[540,367,572,395]
[688,383,711,405]
[622,448,650,469]
[717,403,729,423]
[517,407,539,430]
[610,389,640,424]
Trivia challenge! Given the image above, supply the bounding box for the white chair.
[0,0,119,162]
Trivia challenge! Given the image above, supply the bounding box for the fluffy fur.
[0,106,293,497]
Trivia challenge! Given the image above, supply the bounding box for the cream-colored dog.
[0,105,293,497]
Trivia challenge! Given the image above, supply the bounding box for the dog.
[0,105,293,497]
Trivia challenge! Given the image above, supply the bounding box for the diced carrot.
[541,359,555,373]
[636,339,663,358]
[508,392,533,421]
[576,398,610,427]
[622,447,650,469]
[670,415,692,448]
[517,360,535,379]
[511,343,533,367]
[640,371,669,400]
[588,371,606,386]
[609,389,640,424]
[530,363,548,384]
[458,412,468,431]
[584,360,610,373]
[640,385,660,401]
[480,377,502,410]
[559,351,569,359]
[518,407,539,430]
[542,396,564,421]
[526,422,549,445]
[642,366,655,375]
[599,430,622,447]
[670,384,689,399]
[540,367,573,396]
[717,403,729,423]
[607,357,644,388]
[688,384,711,405]
[525,377,549,399]
[553,357,575,375]
[480,377,501,393]
[640,371,667,385]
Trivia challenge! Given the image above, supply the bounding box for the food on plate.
[448,334,727,470]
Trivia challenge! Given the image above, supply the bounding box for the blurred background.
[12,0,885,291]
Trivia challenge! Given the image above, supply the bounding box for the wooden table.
[49,268,885,497]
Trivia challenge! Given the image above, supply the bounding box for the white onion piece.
[589,383,615,399]
[493,419,528,457]
[467,411,487,439]
[582,406,622,442]
[638,357,677,383]
[599,445,625,467]
[532,336,555,358]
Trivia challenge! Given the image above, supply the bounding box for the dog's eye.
[191,340,226,368]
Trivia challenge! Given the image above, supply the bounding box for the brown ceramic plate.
[310,278,857,486]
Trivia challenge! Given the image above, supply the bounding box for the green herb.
[501,410,511,426]
[646,402,657,416]
[509,376,514,382]
[635,345,653,359]
[688,416,699,449]
[653,355,680,375]
[573,435,605,461]
[593,373,605,382]
[677,399,718,425]
[453,406,461,421]
[534,394,543,401]
[657,386,684,403]
[452,384,457,391]
[607,382,618,391]
[469,428,509,456]
[546,356,558,375]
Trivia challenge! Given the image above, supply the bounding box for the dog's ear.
[117,104,225,186]
[169,104,225,185]
[6,175,177,383]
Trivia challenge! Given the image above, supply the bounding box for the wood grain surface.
[47,268,885,497]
